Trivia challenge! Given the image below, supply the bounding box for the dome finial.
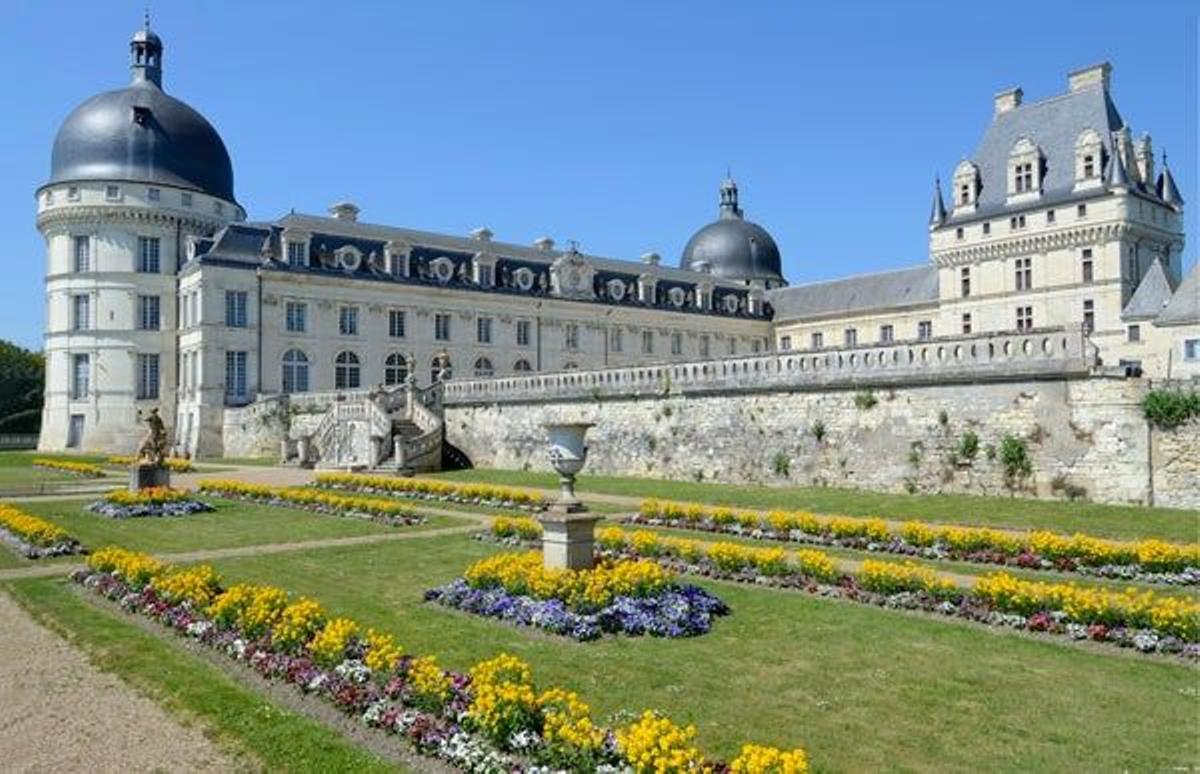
[719,173,742,220]
[130,13,163,87]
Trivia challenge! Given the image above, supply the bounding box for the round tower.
[36,21,242,453]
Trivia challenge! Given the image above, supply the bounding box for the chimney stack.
[328,201,360,222]
[993,87,1023,116]
[1068,62,1112,93]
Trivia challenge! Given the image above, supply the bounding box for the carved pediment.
[550,252,595,300]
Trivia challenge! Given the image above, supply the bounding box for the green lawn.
[0,450,115,493]
[199,456,280,467]
[204,533,1200,771]
[2,579,399,773]
[7,497,470,557]
[430,469,1200,542]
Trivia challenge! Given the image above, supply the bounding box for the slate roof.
[1155,261,1200,326]
[767,265,939,322]
[1121,260,1174,320]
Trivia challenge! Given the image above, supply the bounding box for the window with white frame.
[225,291,248,327]
[960,266,971,297]
[286,241,307,267]
[285,301,306,333]
[917,320,933,340]
[962,313,972,335]
[1082,299,1095,333]
[225,351,248,400]
[780,335,792,351]
[73,235,90,272]
[1015,257,1032,291]
[71,294,89,331]
[1184,339,1199,361]
[564,323,579,351]
[610,327,623,353]
[641,330,653,354]
[1016,306,1034,332]
[338,306,358,336]
[811,332,823,349]
[879,324,894,343]
[1127,324,1141,343]
[388,310,405,338]
[516,320,531,347]
[147,187,161,202]
[334,351,360,389]
[282,349,309,393]
[1081,249,1094,283]
[137,236,161,273]
[137,295,160,330]
[67,186,80,201]
[670,332,683,355]
[384,352,408,386]
[478,316,493,344]
[70,353,89,399]
[105,184,120,201]
[435,313,451,341]
[844,328,857,347]
[136,353,159,400]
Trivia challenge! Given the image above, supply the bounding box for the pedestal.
[129,464,170,491]
[539,506,602,570]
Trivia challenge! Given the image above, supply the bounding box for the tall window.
[388,310,406,338]
[137,236,161,273]
[699,335,710,358]
[1016,306,1034,332]
[564,323,579,350]
[286,241,306,267]
[1184,339,1199,361]
[670,332,683,355]
[334,351,360,389]
[962,313,972,335]
[1046,209,1056,224]
[1077,203,1088,218]
[1082,299,1095,333]
[225,351,248,400]
[225,291,248,328]
[282,349,309,394]
[1081,249,1094,283]
[477,316,493,344]
[136,353,159,400]
[513,359,532,372]
[70,353,89,399]
[1127,324,1141,343]
[1014,162,1033,192]
[960,267,971,297]
[73,235,90,272]
[384,353,408,386]
[879,324,894,343]
[516,320,531,347]
[338,306,358,336]
[1014,257,1032,291]
[137,295,160,331]
[147,187,161,202]
[610,328,623,353]
[1082,154,1095,178]
[474,357,494,377]
[71,294,90,331]
[641,330,654,354]
[1009,214,1026,230]
[811,332,823,349]
[780,335,792,351]
[917,320,933,340]
[434,313,451,341]
[285,301,307,333]
[844,328,857,347]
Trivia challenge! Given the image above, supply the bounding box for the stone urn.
[540,422,600,570]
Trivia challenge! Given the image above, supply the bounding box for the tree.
[0,340,44,433]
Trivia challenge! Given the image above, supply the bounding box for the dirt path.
[0,587,239,773]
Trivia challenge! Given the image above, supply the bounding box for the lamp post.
[540,421,600,570]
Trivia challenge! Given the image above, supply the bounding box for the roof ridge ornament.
[930,175,947,228]
[1157,149,1183,209]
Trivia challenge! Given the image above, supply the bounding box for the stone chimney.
[641,251,661,267]
[469,227,493,242]
[328,201,360,222]
[1134,133,1154,185]
[993,87,1023,116]
[533,236,555,252]
[1068,62,1112,93]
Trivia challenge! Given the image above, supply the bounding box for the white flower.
[186,620,213,638]
[334,659,371,684]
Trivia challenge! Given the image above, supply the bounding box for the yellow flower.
[153,564,222,607]
[616,710,708,773]
[87,546,165,588]
[307,617,360,666]
[406,655,451,709]
[32,457,104,477]
[0,504,71,547]
[271,597,325,650]
[731,743,809,773]
[858,560,957,598]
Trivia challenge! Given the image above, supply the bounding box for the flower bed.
[107,455,196,473]
[632,499,1200,585]
[425,551,729,641]
[0,503,82,558]
[72,546,807,772]
[599,527,1200,658]
[31,457,105,477]
[314,472,546,511]
[485,516,543,545]
[197,480,425,527]
[86,487,215,518]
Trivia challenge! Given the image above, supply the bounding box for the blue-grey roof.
[767,265,939,322]
[949,84,1128,222]
[1122,260,1173,320]
[1155,262,1199,326]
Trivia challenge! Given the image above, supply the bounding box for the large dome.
[47,26,235,203]
[680,178,784,285]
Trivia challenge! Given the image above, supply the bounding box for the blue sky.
[2,1,1195,350]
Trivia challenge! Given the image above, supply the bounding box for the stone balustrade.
[443,326,1097,405]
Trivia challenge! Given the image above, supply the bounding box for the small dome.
[46,26,235,203]
[680,178,784,285]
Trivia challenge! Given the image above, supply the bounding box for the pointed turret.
[929,177,947,228]
[1105,143,1129,190]
[1156,151,1183,209]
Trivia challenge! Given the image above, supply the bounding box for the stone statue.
[135,408,168,467]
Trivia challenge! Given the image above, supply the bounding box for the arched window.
[1074,129,1104,184]
[335,351,360,390]
[384,353,408,386]
[431,356,452,383]
[952,160,980,208]
[1008,138,1043,196]
[281,349,309,394]
[513,359,533,373]
[474,357,494,377]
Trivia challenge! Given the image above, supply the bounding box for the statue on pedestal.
[130,408,171,491]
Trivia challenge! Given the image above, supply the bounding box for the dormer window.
[1083,155,1095,178]
[1074,129,1104,189]
[959,184,970,205]
[1008,138,1043,199]
[1014,162,1034,192]
[952,160,981,212]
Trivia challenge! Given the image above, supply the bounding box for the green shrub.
[1141,389,1200,429]
[853,390,878,410]
[810,419,826,442]
[771,451,790,477]
[956,430,980,461]
[999,434,1032,486]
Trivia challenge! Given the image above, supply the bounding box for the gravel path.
[0,588,240,773]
